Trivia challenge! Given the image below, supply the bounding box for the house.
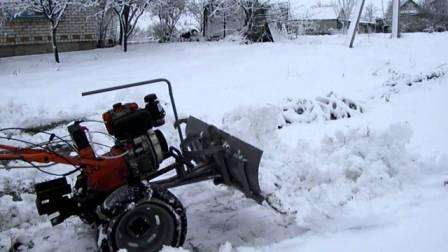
[399,0,426,32]
[0,5,117,57]
[292,6,341,35]
[202,1,289,41]
[287,6,376,35]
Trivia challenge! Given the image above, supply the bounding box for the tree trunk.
[122,5,130,52]
[223,14,226,38]
[118,22,123,45]
[98,15,106,48]
[51,27,60,63]
[123,34,128,52]
[203,7,208,37]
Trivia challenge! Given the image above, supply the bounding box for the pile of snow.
[222,105,284,148]
[212,100,447,251]
[220,92,365,144]
[381,64,448,101]
[222,105,425,232]
[267,123,418,230]
[282,92,364,124]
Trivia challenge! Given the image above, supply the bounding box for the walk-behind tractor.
[0,79,263,252]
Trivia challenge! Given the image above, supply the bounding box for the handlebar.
[81,78,184,143]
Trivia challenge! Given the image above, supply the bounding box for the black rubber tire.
[108,188,187,252]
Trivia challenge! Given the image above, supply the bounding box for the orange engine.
[81,147,129,192]
[68,96,169,193]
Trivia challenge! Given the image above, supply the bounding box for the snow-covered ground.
[0,32,447,251]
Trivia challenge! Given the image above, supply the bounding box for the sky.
[285,0,391,18]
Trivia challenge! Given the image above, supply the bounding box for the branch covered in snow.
[5,0,71,29]
[108,0,153,51]
[151,0,187,42]
[333,0,355,31]
[86,0,118,48]
[186,0,208,32]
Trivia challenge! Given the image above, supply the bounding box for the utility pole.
[347,0,366,48]
[391,0,400,38]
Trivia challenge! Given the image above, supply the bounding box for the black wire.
[90,141,114,148]
[0,125,117,176]
[0,129,76,154]
[42,138,114,151]
[0,133,81,176]
[0,128,78,154]
[0,144,80,176]
[23,160,79,177]
[0,163,57,169]
[1,127,116,152]
[0,136,53,149]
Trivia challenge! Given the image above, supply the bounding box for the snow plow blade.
[182,116,264,203]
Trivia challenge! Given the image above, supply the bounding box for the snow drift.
[222,105,423,232]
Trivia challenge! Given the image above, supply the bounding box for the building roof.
[307,6,337,20]
[296,6,338,20]
[400,0,422,15]
[400,0,421,7]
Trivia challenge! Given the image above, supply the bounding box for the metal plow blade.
[183,116,264,203]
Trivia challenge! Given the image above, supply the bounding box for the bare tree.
[89,0,117,48]
[186,0,208,33]
[334,0,356,32]
[110,0,152,52]
[200,0,275,41]
[239,1,270,25]
[422,0,448,28]
[204,0,272,40]
[220,0,240,38]
[240,0,258,27]
[202,0,241,38]
[5,0,74,63]
[385,0,393,21]
[363,2,378,22]
[151,0,187,42]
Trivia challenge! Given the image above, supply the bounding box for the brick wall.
[0,6,117,57]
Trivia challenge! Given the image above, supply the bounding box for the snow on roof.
[303,6,337,20]
[288,5,338,20]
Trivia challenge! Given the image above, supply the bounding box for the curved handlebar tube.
[81,78,184,144]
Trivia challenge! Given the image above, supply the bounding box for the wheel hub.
[113,203,176,252]
[127,215,153,238]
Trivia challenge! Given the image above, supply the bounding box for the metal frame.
[81,79,227,195]
[82,80,263,202]
[82,78,184,144]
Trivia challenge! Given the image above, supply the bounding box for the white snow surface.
[0,32,448,252]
